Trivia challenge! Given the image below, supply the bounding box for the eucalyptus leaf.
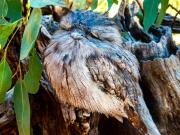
[0,0,8,17]
[6,0,22,21]
[14,80,30,135]
[0,20,19,48]
[20,8,41,60]
[0,57,12,103]
[91,0,98,10]
[156,0,169,26]
[30,0,66,8]
[113,0,118,4]
[107,0,113,10]
[24,50,42,94]
[143,0,160,31]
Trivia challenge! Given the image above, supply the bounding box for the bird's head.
[60,10,114,30]
[60,11,74,30]
[59,10,122,45]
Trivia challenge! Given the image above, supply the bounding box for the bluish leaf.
[0,0,8,17]
[20,8,41,60]
[24,50,42,94]
[143,0,160,31]
[0,57,12,103]
[91,0,98,10]
[14,80,30,135]
[30,0,66,8]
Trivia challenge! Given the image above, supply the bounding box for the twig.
[168,4,179,13]
[171,9,180,29]
[135,0,144,15]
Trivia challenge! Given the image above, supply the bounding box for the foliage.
[143,0,161,31]
[0,56,12,102]
[156,0,169,26]
[0,0,177,135]
[6,0,22,21]
[94,0,108,12]
[0,0,8,17]
[20,8,41,60]
[23,50,43,94]
[90,0,99,10]
[143,0,170,31]
[0,20,19,48]
[30,0,66,8]
[14,80,30,135]
[143,0,180,31]
[0,0,43,135]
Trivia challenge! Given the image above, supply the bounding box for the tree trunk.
[141,54,180,135]
[0,3,180,135]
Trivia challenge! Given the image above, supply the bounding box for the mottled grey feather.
[44,10,161,135]
[44,28,139,120]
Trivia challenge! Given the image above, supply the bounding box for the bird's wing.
[85,38,149,132]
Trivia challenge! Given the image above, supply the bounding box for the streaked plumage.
[44,10,160,135]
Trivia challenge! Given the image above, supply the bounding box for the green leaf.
[0,57,12,103]
[6,0,22,21]
[30,0,66,8]
[14,80,30,135]
[0,0,8,17]
[113,0,118,4]
[136,9,143,22]
[0,20,19,48]
[106,0,118,10]
[91,0,98,10]
[24,50,42,94]
[20,8,41,60]
[143,0,160,31]
[156,0,169,26]
[107,0,113,10]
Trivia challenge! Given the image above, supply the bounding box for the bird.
[44,10,160,135]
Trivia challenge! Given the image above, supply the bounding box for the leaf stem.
[12,62,20,78]
[4,23,21,56]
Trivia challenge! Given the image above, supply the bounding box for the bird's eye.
[60,15,73,30]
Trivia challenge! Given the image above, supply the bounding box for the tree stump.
[141,54,180,135]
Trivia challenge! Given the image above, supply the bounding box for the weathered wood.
[114,2,176,61]
[162,15,180,33]
[141,54,180,135]
[0,90,16,134]
[123,26,172,60]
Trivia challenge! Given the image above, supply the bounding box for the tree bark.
[141,54,180,135]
